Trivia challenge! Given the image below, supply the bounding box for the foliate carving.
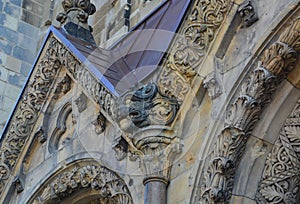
[158,0,231,100]
[92,112,106,134]
[199,17,300,203]
[203,72,222,100]
[225,95,260,133]
[115,83,179,132]
[238,0,258,28]
[0,36,115,196]
[77,67,114,115]
[201,127,245,203]
[33,164,133,204]
[75,92,88,112]
[256,100,300,204]
[260,42,296,78]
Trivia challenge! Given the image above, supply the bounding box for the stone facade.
[1,0,300,204]
[0,0,163,134]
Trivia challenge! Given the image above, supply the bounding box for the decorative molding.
[256,100,300,204]
[31,164,133,204]
[203,72,222,100]
[199,16,300,203]
[0,36,115,196]
[158,0,231,101]
[238,0,258,28]
[75,92,88,113]
[92,112,106,134]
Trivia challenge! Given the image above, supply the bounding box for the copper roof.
[51,0,190,96]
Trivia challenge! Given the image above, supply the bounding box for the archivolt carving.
[31,164,133,204]
[0,35,115,196]
[256,100,300,204]
[158,0,231,101]
[198,16,300,203]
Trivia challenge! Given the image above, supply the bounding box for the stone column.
[131,127,181,204]
[113,83,181,204]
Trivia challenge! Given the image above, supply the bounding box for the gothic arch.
[255,100,300,203]
[28,160,133,204]
[191,11,300,203]
[48,102,74,153]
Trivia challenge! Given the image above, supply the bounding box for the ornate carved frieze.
[0,36,115,196]
[158,0,231,101]
[256,100,300,204]
[32,164,133,204]
[238,0,258,28]
[199,16,300,203]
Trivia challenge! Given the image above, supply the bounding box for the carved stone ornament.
[0,36,115,196]
[92,112,106,134]
[114,83,179,132]
[158,0,231,101]
[197,16,300,203]
[31,164,133,204]
[256,100,300,204]
[112,136,128,161]
[34,127,47,144]
[238,0,259,28]
[56,0,96,44]
[203,72,222,100]
[75,92,88,113]
[54,74,72,95]
[12,176,24,194]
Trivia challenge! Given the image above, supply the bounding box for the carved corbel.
[34,127,46,144]
[238,0,258,28]
[75,92,87,113]
[92,112,106,134]
[112,136,128,161]
[12,175,24,193]
[203,72,222,100]
[54,75,71,95]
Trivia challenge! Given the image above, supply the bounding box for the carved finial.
[56,0,96,44]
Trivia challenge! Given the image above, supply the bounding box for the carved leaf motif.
[158,0,231,100]
[35,164,133,203]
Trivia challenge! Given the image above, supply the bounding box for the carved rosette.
[0,36,115,196]
[199,17,300,203]
[256,100,300,204]
[158,0,231,101]
[31,164,133,204]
